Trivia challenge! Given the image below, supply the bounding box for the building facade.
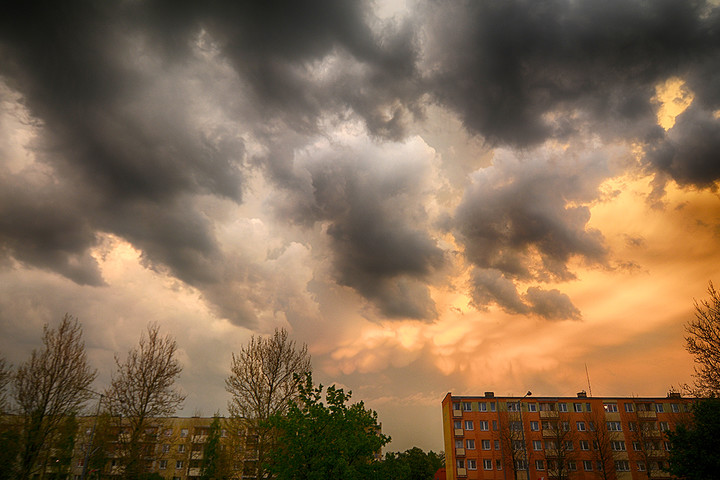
[442,391,694,480]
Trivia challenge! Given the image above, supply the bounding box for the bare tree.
[542,412,578,480]
[105,324,185,480]
[13,314,97,480]
[496,407,529,480]
[0,356,11,414]
[626,402,669,480]
[583,409,618,480]
[685,281,720,396]
[225,328,311,480]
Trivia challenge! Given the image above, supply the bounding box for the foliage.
[13,314,97,480]
[105,323,185,480]
[667,398,720,480]
[378,447,445,480]
[266,373,390,480]
[225,328,311,480]
[685,281,720,396]
[201,415,232,480]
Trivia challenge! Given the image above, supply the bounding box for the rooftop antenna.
[585,363,593,397]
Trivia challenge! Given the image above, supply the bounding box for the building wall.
[442,392,693,480]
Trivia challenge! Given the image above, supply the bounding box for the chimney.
[577,391,587,398]
[485,391,495,398]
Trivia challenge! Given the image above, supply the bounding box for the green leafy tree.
[667,398,720,479]
[266,373,390,480]
[201,415,232,480]
[685,281,720,396]
[378,448,445,480]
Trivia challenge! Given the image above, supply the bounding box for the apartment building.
[68,416,257,480]
[442,391,694,480]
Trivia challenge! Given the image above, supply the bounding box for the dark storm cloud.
[422,0,720,187]
[453,148,611,317]
[274,142,444,320]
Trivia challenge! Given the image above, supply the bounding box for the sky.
[1,0,719,453]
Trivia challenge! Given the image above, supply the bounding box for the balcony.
[540,411,559,418]
[453,409,463,417]
[456,448,465,457]
[457,467,467,477]
[454,429,464,437]
[191,435,208,443]
[638,411,657,419]
[188,468,201,477]
[190,451,204,460]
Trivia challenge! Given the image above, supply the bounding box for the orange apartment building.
[442,391,694,480]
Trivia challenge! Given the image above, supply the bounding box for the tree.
[495,403,531,480]
[685,281,720,397]
[266,373,390,480]
[583,409,618,480]
[13,314,97,480]
[667,398,720,480]
[0,355,11,414]
[377,447,445,480]
[541,412,578,480]
[105,324,185,480]
[201,415,232,480]
[225,328,311,479]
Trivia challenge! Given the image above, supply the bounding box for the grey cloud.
[524,287,580,321]
[453,148,611,317]
[421,0,719,146]
[274,143,444,320]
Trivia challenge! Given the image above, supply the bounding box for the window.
[611,441,626,451]
[479,402,487,411]
[558,403,568,412]
[656,403,664,413]
[453,402,461,410]
[466,439,475,449]
[455,439,463,449]
[494,440,500,450]
[512,440,524,450]
[540,403,554,411]
[514,460,528,471]
[596,461,604,471]
[456,459,464,469]
[496,459,502,470]
[530,421,539,431]
[542,421,551,430]
[467,459,477,470]
[576,421,586,431]
[659,422,669,431]
[178,444,185,453]
[545,440,556,450]
[463,402,472,411]
[565,441,573,451]
[607,421,622,431]
[490,402,496,412]
[624,403,634,412]
[482,440,491,450]
[507,402,520,412]
[464,420,474,430]
[162,444,170,453]
[579,440,589,450]
[484,459,493,470]
[180,428,188,437]
[637,461,646,471]
[77,459,84,467]
[454,420,462,429]
[159,460,167,470]
[533,440,542,450]
[528,403,537,412]
[176,460,184,470]
[664,441,671,451]
[574,403,583,412]
[164,428,173,436]
[492,420,498,431]
[562,421,570,431]
[479,420,489,431]
[614,460,630,472]
[589,421,596,431]
[583,460,593,471]
[604,403,618,413]
[535,460,545,470]
[633,441,641,451]
[629,421,637,431]
[586,402,592,412]
[509,421,522,431]
[568,461,577,471]
[671,403,680,413]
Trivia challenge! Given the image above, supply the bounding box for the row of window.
[454,400,688,414]
[457,438,671,453]
[455,419,670,433]
[457,459,667,473]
